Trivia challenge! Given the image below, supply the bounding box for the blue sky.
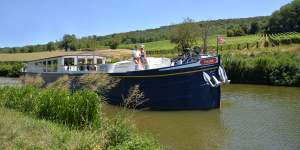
[0,0,292,47]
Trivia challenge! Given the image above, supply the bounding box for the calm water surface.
[104,84,300,150]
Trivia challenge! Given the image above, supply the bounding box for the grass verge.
[0,85,162,150]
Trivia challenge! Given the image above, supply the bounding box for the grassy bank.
[0,108,104,149]
[0,85,161,149]
[221,45,300,86]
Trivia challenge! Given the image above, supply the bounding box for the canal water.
[104,84,300,150]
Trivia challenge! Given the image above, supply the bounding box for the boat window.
[87,58,93,64]
[78,58,85,71]
[47,60,58,72]
[52,60,58,72]
[35,61,42,67]
[43,61,47,72]
[64,58,74,66]
[97,58,103,64]
[78,58,85,64]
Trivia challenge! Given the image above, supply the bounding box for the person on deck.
[134,44,148,70]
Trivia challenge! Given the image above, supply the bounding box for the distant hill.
[0,16,268,53]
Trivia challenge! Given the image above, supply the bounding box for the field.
[1,33,299,62]
[119,32,300,53]
[119,34,262,51]
[0,49,131,62]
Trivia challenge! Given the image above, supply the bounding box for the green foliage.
[20,74,45,88]
[269,32,300,45]
[104,116,134,148]
[46,41,56,51]
[0,86,102,128]
[79,74,120,95]
[227,25,247,37]
[106,39,121,49]
[249,21,260,34]
[171,18,200,50]
[0,108,104,150]
[104,116,161,150]
[268,0,300,33]
[223,51,300,86]
[61,34,77,51]
[0,62,24,77]
[108,135,161,150]
[0,86,39,113]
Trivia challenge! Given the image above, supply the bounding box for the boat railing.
[61,64,99,73]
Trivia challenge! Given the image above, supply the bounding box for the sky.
[0,0,292,47]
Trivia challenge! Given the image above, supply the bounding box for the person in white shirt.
[134,44,148,70]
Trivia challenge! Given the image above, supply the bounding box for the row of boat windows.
[34,60,58,72]
[34,58,104,72]
[63,58,103,66]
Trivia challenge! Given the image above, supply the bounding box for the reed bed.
[0,83,161,149]
[0,86,101,128]
[222,50,300,86]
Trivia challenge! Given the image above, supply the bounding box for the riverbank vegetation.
[222,45,300,86]
[0,62,23,77]
[0,77,162,149]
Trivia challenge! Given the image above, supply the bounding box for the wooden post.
[216,36,219,54]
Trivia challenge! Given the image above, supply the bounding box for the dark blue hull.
[107,64,221,110]
[24,63,222,110]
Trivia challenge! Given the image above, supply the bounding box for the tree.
[226,25,246,37]
[171,18,200,51]
[106,38,120,49]
[240,24,249,34]
[46,41,56,51]
[249,21,260,34]
[200,23,211,53]
[61,34,77,51]
[268,0,300,33]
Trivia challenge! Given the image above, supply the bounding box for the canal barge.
[23,51,230,110]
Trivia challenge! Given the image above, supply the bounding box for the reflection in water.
[104,84,300,150]
[104,105,225,150]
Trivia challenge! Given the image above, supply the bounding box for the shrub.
[269,59,299,86]
[108,135,161,150]
[46,75,73,90]
[0,86,102,128]
[251,56,276,84]
[34,88,101,128]
[223,57,251,83]
[222,50,300,86]
[0,86,38,112]
[20,74,45,88]
[0,62,24,77]
[79,74,119,95]
[124,85,148,109]
[103,116,134,148]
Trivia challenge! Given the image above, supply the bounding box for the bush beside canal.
[0,62,23,77]
[222,50,300,86]
[0,85,161,149]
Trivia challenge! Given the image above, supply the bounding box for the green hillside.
[0,16,268,53]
